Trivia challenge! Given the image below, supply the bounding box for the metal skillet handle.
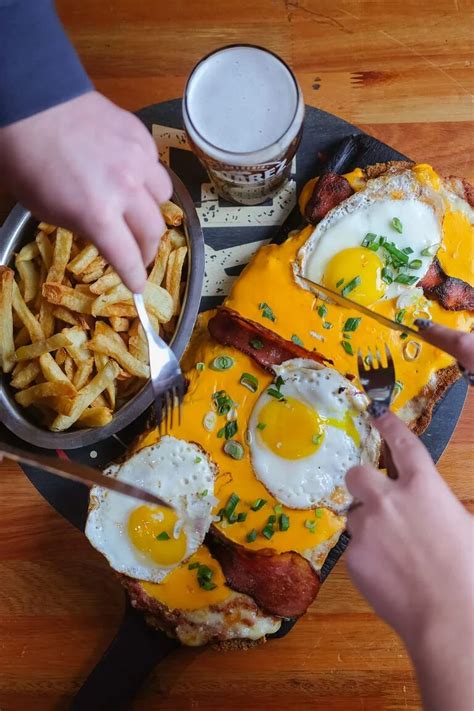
[72,598,179,711]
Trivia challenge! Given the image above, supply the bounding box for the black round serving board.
[1,100,467,710]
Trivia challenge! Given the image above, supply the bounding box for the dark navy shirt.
[0,0,93,127]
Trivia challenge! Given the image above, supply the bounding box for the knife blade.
[297,273,425,340]
[0,442,172,508]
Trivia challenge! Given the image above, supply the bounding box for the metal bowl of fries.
[0,167,205,449]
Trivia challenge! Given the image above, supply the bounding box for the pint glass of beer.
[183,45,304,206]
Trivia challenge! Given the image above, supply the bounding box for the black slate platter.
[0,100,466,710]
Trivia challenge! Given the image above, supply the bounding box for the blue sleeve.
[0,0,93,127]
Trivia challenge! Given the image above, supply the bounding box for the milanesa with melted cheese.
[89,161,473,648]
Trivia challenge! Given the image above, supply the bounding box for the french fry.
[52,306,81,327]
[164,246,187,316]
[88,269,121,295]
[51,360,120,431]
[144,281,174,323]
[46,227,73,282]
[15,332,71,361]
[15,259,39,302]
[37,222,56,235]
[15,380,76,408]
[81,267,106,284]
[167,228,186,249]
[94,352,115,409]
[0,266,16,372]
[67,244,99,275]
[10,360,41,389]
[38,298,55,338]
[91,283,132,316]
[73,358,94,390]
[109,316,129,332]
[62,326,91,364]
[39,353,75,387]
[14,325,30,348]
[35,231,54,270]
[77,406,113,428]
[160,200,183,226]
[12,280,44,341]
[148,232,171,285]
[91,393,108,408]
[80,255,106,277]
[128,319,148,363]
[88,322,149,379]
[74,284,93,295]
[55,347,67,366]
[42,283,94,314]
[16,241,39,262]
[64,355,75,381]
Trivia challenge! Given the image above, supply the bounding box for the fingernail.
[414,318,433,330]
[368,401,389,418]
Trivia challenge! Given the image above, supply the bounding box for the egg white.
[85,436,217,583]
[248,359,380,512]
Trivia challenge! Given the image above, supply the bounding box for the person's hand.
[415,319,474,378]
[0,91,172,292]
[345,410,474,711]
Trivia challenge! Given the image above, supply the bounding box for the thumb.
[414,320,474,372]
[345,463,390,504]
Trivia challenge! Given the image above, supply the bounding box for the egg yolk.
[257,396,325,459]
[323,246,385,306]
[128,505,187,567]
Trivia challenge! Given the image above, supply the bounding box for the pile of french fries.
[0,200,188,432]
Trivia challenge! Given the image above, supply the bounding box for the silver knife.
[0,442,172,508]
[297,273,425,341]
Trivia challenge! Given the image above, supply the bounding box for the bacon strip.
[419,258,474,312]
[304,172,354,224]
[207,531,320,618]
[208,307,330,372]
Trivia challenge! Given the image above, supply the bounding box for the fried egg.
[298,170,444,305]
[85,436,217,583]
[248,359,380,512]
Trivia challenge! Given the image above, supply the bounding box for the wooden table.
[1,2,473,709]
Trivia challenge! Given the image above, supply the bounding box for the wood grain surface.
[0,2,473,709]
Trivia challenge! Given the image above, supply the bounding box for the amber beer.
[183,45,304,206]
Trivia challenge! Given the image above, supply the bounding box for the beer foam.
[184,46,303,165]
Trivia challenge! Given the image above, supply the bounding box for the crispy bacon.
[304,172,354,224]
[419,258,474,312]
[207,531,320,618]
[208,307,331,372]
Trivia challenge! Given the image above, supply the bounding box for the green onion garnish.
[291,334,304,347]
[251,498,267,511]
[203,411,217,432]
[402,247,414,254]
[279,513,290,531]
[305,519,316,532]
[341,276,361,297]
[381,267,393,284]
[196,362,205,371]
[315,508,324,518]
[341,340,354,356]
[259,302,276,322]
[317,304,327,319]
[212,390,233,415]
[322,321,333,330]
[275,375,285,389]
[224,492,240,519]
[383,242,408,264]
[312,433,322,445]
[367,242,379,252]
[362,232,378,247]
[257,422,266,431]
[211,355,235,371]
[408,259,422,270]
[223,440,244,460]
[218,420,238,440]
[343,317,361,332]
[274,503,283,514]
[267,387,285,400]
[246,529,257,543]
[262,524,274,539]
[188,562,200,570]
[199,489,208,498]
[194,456,202,464]
[250,338,264,350]
[156,531,170,541]
[198,566,213,581]
[421,243,440,257]
[391,217,403,233]
[400,332,408,340]
[200,580,217,591]
[394,273,418,285]
[392,380,404,399]
[268,514,276,524]
[395,309,406,324]
[237,512,247,522]
[336,278,345,288]
[240,372,259,393]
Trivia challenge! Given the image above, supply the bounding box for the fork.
[357,344,398,480]
[133,293,186,433]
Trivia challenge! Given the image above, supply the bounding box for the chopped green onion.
[240,372,259,393]
[341,340,354,356]
[227,512,238,524]
[194,456,202,464]
[408,259,422,270]
[156,531,170,541]
[367,242,379,252]
[421,243,440,257]
[218,420,238,440]
[267,387,285,400]
[402,247,414,255]
[188,562,200,570]
[312,433,322,445]
[246,529,257,543]
[196,362,205,371]
[198,566,213,581]
[400,332,408,340]
[322,321,333,330]
[336,278,345,288]
[391,217,403,233]
[381,267,393,284]
[223,440,244,460]
[392,380,404,399]
[315,508,324,518]
[379,236,386,245]
[262,524,274,539]
[317,304,327,319]
[257,422,267,431]
[268,514,276,524]
[237,512,248,522]
[275,376,285,390]
[305,519,316,532]
[224,493,240,519]
[341,276,361,297]
[274,503,283,514]
[395,309,406,324]
[250,338,264,350]
[259,302,276,322]
[394,273,418,285]
[212,390,233,415]
[383,242,408,264]
[203,411,217,432]
[279,513,290,531]
[291,334,304,347]
[199,489,208,498]
[200,580,217,591]
[343,317,361,332]
[251,498,267,511]
[211,355,235,371]
[362,232,378,247]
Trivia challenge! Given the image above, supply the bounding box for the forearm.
[0,0,92,127]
